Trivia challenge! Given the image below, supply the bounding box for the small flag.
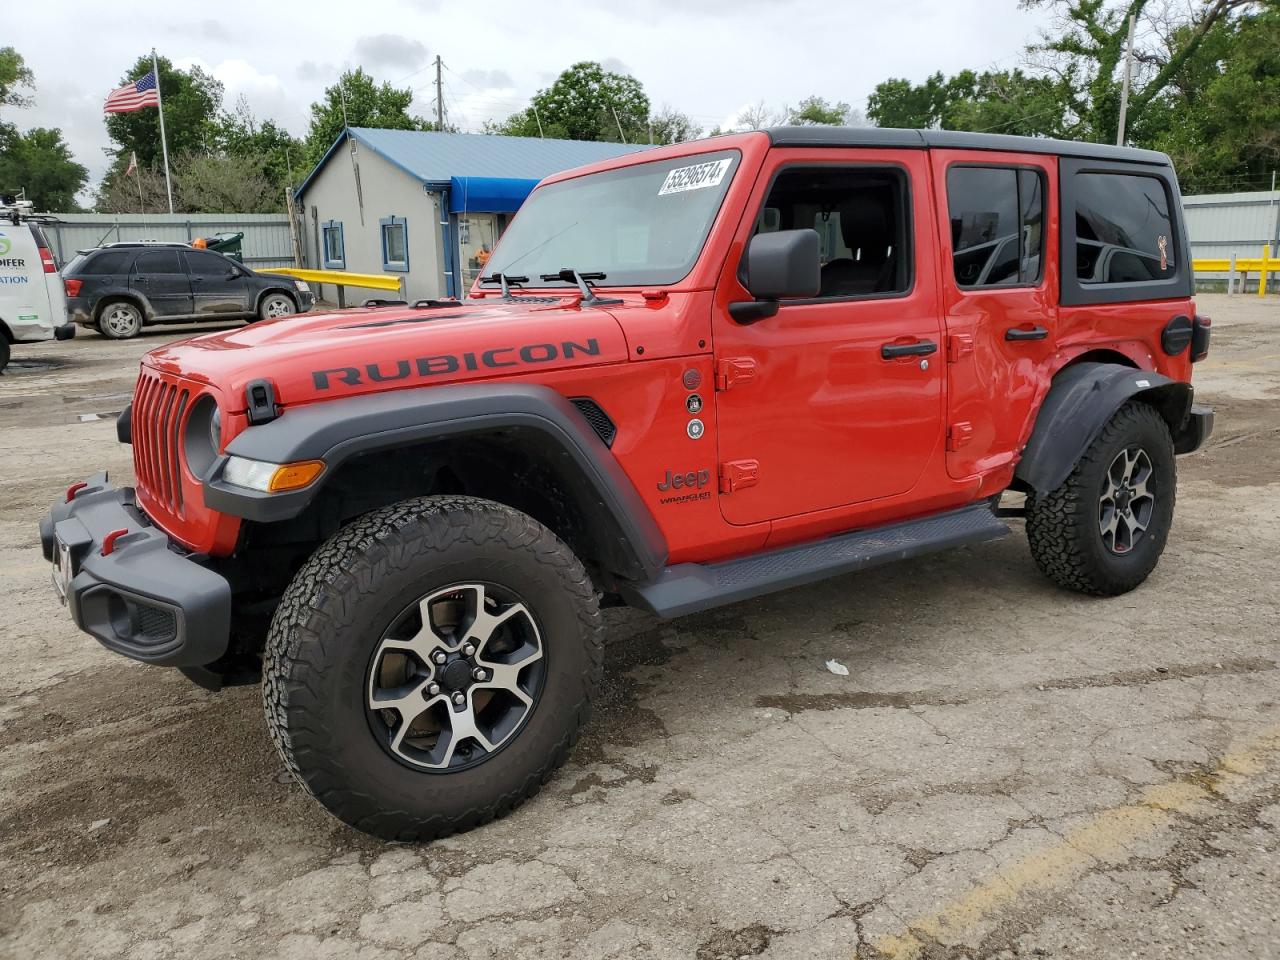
[125,151,138,177]
[105,70,159,114]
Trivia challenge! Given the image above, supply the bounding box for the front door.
[130,249,193,318]
[713,151,945,526]
[184,250,252,317]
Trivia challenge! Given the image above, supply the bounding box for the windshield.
[482,150,740,288]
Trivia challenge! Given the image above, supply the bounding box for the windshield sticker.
[658,159,732,196]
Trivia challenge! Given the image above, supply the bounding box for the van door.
[131,249,193,319]
[929,150,1058,481]
[712,150,945,526]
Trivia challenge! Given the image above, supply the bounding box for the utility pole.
[435,56,445,131]
[1116,13,1137,146]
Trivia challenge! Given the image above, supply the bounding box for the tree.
[103,54,223,176]
[0,46,34,108]
[304,68,430,165]
[494,62,650,142]
[734,100,781,131]
[218,97,304,191]
[0,127,88,209]
[174,153,276,213]
[867,68,1078,137]
[95,166,170,214]
[648,106,701,144]
[785,96,863,126]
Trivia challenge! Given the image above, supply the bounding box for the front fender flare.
[1014,362,1193,495]
[203,383,667,581]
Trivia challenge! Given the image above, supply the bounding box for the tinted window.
[1074,173,1175,284]
[755,166,911,299]
[186,250,234,276]
[947,166,1044,287]
[74,250,133,275]
[134,251,182,273]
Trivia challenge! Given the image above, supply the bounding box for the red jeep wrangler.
[42,128,1212,840]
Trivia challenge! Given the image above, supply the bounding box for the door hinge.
[719,459,760,494]
[947,421,974,451]
[946,334,973,363]
[715,357,758,392]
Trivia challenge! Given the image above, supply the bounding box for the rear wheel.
[1026,401,1175,596]
[0,337,9,373]
[258,293,295,321]
[98,301,143,340]
[262,496,602,841]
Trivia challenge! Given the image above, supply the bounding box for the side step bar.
[622,502,1010,618]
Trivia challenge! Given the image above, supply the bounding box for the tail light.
[1191,315,1211,363]
[38,247,57,274]
[64,278,82,297]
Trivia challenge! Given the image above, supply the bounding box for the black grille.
[133,369,192,519]
[131,602,177,647]
[570,398,617,447]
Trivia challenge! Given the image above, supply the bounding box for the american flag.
[104,70,159,113]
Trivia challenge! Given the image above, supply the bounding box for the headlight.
[294,280,311,293]
[223,456,324,493]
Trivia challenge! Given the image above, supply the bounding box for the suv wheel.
[262,496,603,841]
[0,338,9,374]
[98,301,143,340]
[258,293,295,321]
[1026,401,1175,596]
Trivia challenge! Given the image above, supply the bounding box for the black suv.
[63,243,315,339]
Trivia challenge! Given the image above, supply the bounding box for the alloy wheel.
[1098,446,1155,555]
[366,582,545,772]
[264,296,294,318]
[102,305,140,337]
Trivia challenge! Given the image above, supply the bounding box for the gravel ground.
[1,294,1277,960]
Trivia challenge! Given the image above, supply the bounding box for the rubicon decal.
[312,338,601,389]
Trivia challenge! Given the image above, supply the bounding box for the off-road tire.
[97,300,143,340]
[262,496,603,841]
[257,292,296,321]
[1026,401,1175,596]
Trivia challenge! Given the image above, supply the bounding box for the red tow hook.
[66,481,89,503]
[101,528,130,556]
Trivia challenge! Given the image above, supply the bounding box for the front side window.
[322,220,345,269]
[482,151,739,287]
[947,166,1044,288]
[381,216,408,271]
[186,250,235,276]
[1074,173,1175,284]
[756,165,911,299]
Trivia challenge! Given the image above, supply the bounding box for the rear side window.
[947,166,1044,287]
[134,251,182,274]
[1074,173,1174,284]
[75,250,134,275]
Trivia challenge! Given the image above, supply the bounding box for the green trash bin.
[205,232,245,262]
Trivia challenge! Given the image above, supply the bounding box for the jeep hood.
[141,298,630,413]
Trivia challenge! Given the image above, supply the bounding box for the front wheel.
[258,293,296,321]
[1026,401,1175,596]
[262,496,603,841]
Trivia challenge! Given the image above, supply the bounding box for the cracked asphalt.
[1,293,1277,959]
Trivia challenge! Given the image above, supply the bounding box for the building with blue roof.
[294,127,651,300]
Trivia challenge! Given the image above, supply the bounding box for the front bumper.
[39,473,231,667]
[1174,404,1214,455]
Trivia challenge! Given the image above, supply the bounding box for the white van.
[0,199,74,373]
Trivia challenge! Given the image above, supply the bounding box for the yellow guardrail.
[1192,244,1277,298]
[269,268,404,307]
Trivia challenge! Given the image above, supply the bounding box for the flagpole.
[152,49,174,214]
[134,154,144,212]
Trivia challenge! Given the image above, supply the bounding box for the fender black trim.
[203,383,667,581]
[1014,362,1197,495]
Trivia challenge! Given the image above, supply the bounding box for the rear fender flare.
[1014,362,1192,495]
[202,383,667,581]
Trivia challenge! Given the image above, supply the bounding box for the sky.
[6,0,1057,200]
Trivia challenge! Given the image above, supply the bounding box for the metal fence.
[1184,190,1280,291]
[40,213,297,270]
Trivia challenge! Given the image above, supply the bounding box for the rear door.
[712,149,945,525]
[131,250,192,318]
[185,250,252,317]
[930,150,1058,481]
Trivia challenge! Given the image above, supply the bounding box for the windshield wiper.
[537,268,620,306]
[479,272,530,300]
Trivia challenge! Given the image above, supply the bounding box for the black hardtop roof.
[764,126,1171,166]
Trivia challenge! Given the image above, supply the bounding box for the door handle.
[881,339,938,360]
[192,276,204,283]
[134,276,149,283]
[1005,325,1049,342]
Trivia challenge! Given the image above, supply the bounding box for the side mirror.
[731,228,821,323]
